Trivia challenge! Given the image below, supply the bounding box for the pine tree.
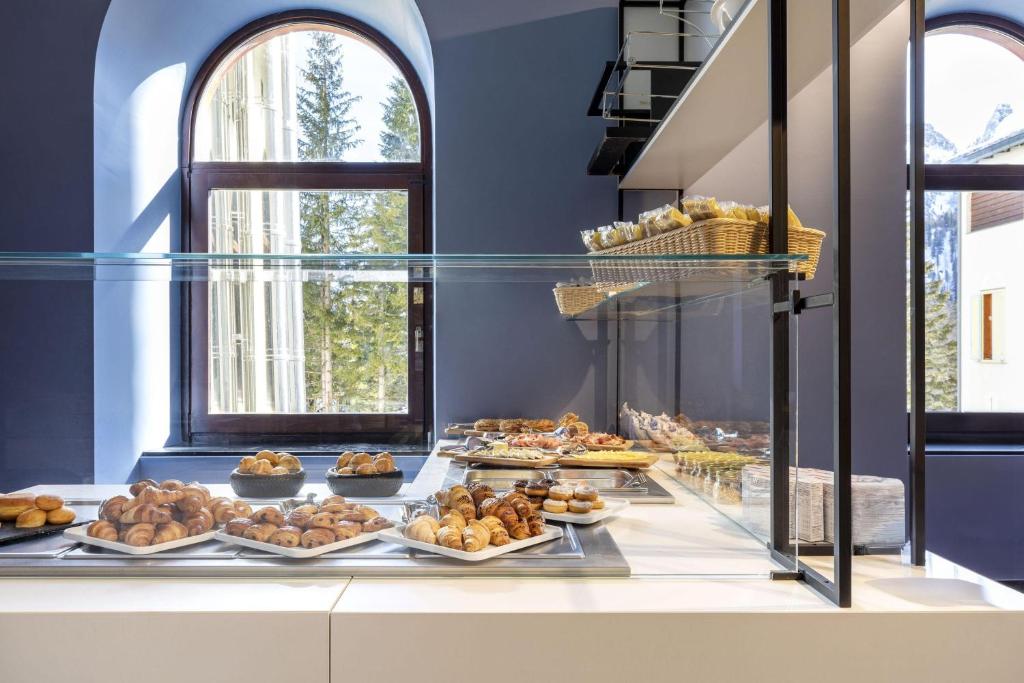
[378,77,420,162]
[297,33,362,411]
[923,262,958,410]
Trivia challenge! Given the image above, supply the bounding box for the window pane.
[917,191,1024,412]
[194,24,420,163]
[208,189,410,414]
[925,30,1024,164]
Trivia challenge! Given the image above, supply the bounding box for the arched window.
[918,13,1024,438]
[182,11,431,442]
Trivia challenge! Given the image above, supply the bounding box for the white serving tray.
[540,497,630,525]
[377,523,563,562]
[212,529,381,558]
[64,525,218,555]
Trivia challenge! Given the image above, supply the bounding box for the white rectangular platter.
[64,525,218,555]
[540,497,630,525]
[377,523,563,562]
[212,529,381,558]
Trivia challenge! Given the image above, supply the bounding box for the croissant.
[300,527,336,548]
[176,485,210,513]
[209,498,237,524]
[124,486,184,510]
[477,516,510,546]
[478,498,518,531]
[525,512,545,537]
[462,519,491,552]
[152,521,188,544]
[123,523,156,547]
[500,491,532,519]
[183,508,214,536]
[99,495,129,522]
[507,518,531,540]
[447,486,477,520]
[158,479,185,491]
[119,503,172,525]
[404,516,438,544]
[437,525,464,550]
[128,479,158,497]
[439,510,467,531]
[87,520,119,541]
[232,500,253,518]
[467,483,495,506]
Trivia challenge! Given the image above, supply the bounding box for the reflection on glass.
[208,189,409,415]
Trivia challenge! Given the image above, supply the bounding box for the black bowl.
[229,469,306,498]
[325,467,403,498]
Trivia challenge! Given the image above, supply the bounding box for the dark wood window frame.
[180,10,433,444]
[918,13,1024,443]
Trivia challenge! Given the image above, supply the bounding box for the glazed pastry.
[477,516,510,546]
[543,499,568,513]
[462,519,491,551]
[528,497,544,511]
[209,498,238,524]
[33,494,63,512]
[443,485,477,520]
[310,512,341,529]
[182,508,214,536]
[224,518,253,537]
[46,506,76,525]
[591,499,605,510]
[548,485,574,501]
[322,495,346,507]
[158,479,185,491]
[284,510,313,529]
[524,482,549,497]
[119,503,172,525]
[250,459,273,475]
[242,522,277,543]
[238,456,257,473]
[300,527,336,548]
[512,480,529,494]
[333,523,360,541]
[87,519,118,541]
[362,516,394,532]
[355,506,381,522]
[15,508,46,528]
[466,483,495,506]
[270,466,290,475]
[99,495,129,522]
[573,485,599,502]
[477,498,518,531]
[319,503,352,514]
[500,491,532,519]
[438,510,467,531]
[350,453,372,467]
[232,500,253,518]
[278,454,302,472]
[270,526,303,548]
[250,506,284,526]
[567,499,593,514]
[123,523,156,547]
[437,524,464,550]
[355,463,378,476]
[124,486,184,510]
[525,512,545,536]
[404,515,439,544]
[292,504,319,516]
[539,478,559,488]
[254,450,279,465]
[175,490,207,515]
[128,479,158,496]
[336,520,363,535]
[152,521,188,544]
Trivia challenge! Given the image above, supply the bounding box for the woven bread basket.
[553,285,609,316]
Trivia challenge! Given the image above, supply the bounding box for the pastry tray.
[377,524,563,562]
[212,529,381,558]
[540,497,630,525]
[0,505,92,547]
[573,440,634,451]
[556,453,659,469]
[63,525,219,555]
[452,453,559,469]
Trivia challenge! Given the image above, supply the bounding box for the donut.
[525,482,550,497]
[591,498,606,510]
[547,485,574,501]
[542,498,568,513]
[513,480,529,494]
[568,499,594,514]
[573,485,599,502]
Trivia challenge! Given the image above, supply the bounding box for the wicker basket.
[553,285,609,316]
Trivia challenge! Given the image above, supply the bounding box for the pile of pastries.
[405,484,546,552]
[87,479,247,547]
[473,418,555,434]
[223,496,393,549]
[510,479,605,515]
[237,450,303,475]
[573,432,628,449]
[334,451,398,475]
[0,492,76,528]
[555,412,589,438]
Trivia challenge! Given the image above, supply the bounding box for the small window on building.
[974,289,1005,362]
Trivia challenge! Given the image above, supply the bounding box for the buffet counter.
[2,446,1023,682]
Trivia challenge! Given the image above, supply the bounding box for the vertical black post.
[768,0,791,556]
[908,0,927,566]
[832,0,852,607]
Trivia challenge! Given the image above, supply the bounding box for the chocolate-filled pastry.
[99,495,130,522]
[159,479,185,491]
[224,518,254,537]
[152,521,188,544]
[270,526,303,548]
[46,506,76,525]
[292,504,319,516]
[182,508,214,536]
[15,508,47,528]
[310,512,341,529]
[362,516,394,532]
[128,479,158,497]
[319,503,351,514]
[525,512,546,536]
[301,527,336,548]
[232,501,253,518]
[322,495,346,507]
[524,482,550,497]
[123,523,156,547]
[513,480,529,494]
[337,520,363,535]
[478,498,518,531]
[284,510,313,529]
[333,523,360,541]
[242,522,277,543]
[467,483,495,506]
[120,503,172,525]
[500,491,532,519]
[250,506,284,526]
[87,519,119,541]
[355,506,381,522]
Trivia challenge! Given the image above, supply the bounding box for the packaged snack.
[599,224,627,248]
[680,195,724,221]
[755,205,803,227]
[640,205,691,238]
[720,202,760,221]
[581,229,599,252]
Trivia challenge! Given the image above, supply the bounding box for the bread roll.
[254,450,279,466]
[45,507,76,525]
[250,459,273,475]
[238,456,257,473]
[277,454,302,472]
[15,508,47,528]
[34,494,63,512]
[0,494,36,521]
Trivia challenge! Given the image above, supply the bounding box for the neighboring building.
[955,121,1024,411]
